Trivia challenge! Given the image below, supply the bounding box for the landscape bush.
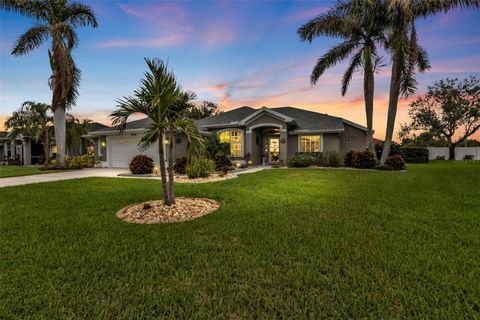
[321,150,344,167]
[214,154,232,172]
[435,155,446,160]
[385,154,406,171]
[352,151,377,169]
[288,154,314,168]
[173,156,187,174]
[65,153,95,169]
[344,150,356,167]
[398,147,429,163]
[186,158,215,179]
[129,155,154,174]
[463,154,475,161]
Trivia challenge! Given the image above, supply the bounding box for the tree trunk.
[53,107,66,167]
[363,45,376,156]
[43,128,50,165]
[447,138,456,160]
[158,133,171,205]
[380,58,401,164]
[167,133,175,205]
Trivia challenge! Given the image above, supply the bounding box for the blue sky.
[1,1,479,139]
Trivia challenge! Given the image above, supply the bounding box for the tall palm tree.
[66,115,91,155]
[5,101,53,164]
[110,58,204,206]
[298,1,387,155]
[379,0,479,163]
[2,0,97,167]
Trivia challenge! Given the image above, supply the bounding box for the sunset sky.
[1,1,479,140]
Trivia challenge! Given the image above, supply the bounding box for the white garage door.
[108,136,159,168]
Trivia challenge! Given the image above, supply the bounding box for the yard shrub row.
[288,151,344,168]
[398,147,429,163]
[65,153,95,169]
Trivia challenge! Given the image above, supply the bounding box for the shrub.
[376,164,394,171]
[173,156,187,174]
[129,155,154,174]
[321,150,344,167]
[463,154,475,161]
[214,154,232,171]
[385,154,406,171]
[352,151,377,169]
[398,147,429,163]
[186,158,215,179]
[435,155,446,160]
[288,154,314,168]
[344,150,356,167]
[66,153,95,169]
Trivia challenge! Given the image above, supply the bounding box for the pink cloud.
[283,5,330,24]
[99,35,186,48]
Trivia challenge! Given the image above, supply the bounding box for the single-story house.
[1,122,108,165]
[87,106,368,168]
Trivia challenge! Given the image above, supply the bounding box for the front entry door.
[268,138,280,163]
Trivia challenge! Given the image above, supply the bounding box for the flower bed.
[116,197,220,224]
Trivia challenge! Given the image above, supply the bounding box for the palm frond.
[64,1,98,28]
[1,0,48,20]
[11,24,49,56]
[341,49,363,96]
[311,41,357,84]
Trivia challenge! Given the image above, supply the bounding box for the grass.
[1,161,479,318]
[0,165,62,178]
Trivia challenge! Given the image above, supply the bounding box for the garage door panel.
[108,136,159,168]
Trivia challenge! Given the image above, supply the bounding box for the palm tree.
[66,115,91,155]
[379,0,479,163]
[298,1,387,155]
[2,0,97,167]
[4,101,53,164]
[110,58,204,206]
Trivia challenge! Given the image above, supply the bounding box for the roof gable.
[238,107,295,125]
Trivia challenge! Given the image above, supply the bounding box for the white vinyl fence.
[427,147,480,160]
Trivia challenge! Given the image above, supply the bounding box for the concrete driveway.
[0,168,127,188]
[0,166,269,188]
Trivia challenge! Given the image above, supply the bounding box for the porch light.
[101,141,106,147]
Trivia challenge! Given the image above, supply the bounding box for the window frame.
[298,134,323,153]
[218,129,244,157]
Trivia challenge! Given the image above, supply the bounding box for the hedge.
[398,147,429,163]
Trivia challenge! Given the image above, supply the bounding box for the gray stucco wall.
[340,124,367,153]
[323,133,340,152]
[172,134,188,159]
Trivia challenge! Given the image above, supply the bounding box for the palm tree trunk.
[363,45,375,156]
[167,133,175,205]
[53,107,66,167]
[380,58,401,164]
[158,133,171,205]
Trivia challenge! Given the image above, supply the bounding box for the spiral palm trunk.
[167,133,175,205]
[363,46,376,156]
[380,59,401,164]
[158,133,171,205]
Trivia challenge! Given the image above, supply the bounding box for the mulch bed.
[117,172,238,183]
[116,197,220,224]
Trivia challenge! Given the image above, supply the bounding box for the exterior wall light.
[101,141,106,147]
[164,138,170,144]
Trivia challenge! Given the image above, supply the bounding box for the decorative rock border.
[117,172,238,183]
[116,197,220,224]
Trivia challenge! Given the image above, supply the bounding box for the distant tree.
[400,76,480,160]
[398,131,447,147]
[187,101,221,120]
[66,115,92,155]
[3,0,98,167]
[4,101,53,164]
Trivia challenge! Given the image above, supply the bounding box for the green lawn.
[1,162,479,318]
[0,165,61,178]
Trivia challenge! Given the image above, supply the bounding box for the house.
[0,122,108,165]
[87,106,368,168]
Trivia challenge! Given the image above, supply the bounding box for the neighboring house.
[87,106,368,168]
[1,122,108,165]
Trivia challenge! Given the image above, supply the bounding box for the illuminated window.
[219,130,243,157]
[300,135,321,152]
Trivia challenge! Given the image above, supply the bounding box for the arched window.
[219,129,243,157]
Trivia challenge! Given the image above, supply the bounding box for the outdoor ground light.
[248,160,253,165]
[153,166,160,174]
[236,162,241,168]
